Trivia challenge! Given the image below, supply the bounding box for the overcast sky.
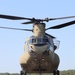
[0,0,75,73]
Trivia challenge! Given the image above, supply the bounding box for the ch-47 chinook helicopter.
[0,14,75,75]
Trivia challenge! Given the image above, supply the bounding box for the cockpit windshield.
[29,36,49,44]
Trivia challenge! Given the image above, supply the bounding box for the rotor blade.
[0,14,32,20]
[0,26,32,31]
[49,16,75,21]
[45,33,56,38]
[46,20,75,30]
[22,21,33,24]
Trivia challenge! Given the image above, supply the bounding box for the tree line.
[0,70,75,75]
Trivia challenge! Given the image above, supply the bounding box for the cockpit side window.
[32,39,36,43]
[29,38,36,44]
[43,38,48,43]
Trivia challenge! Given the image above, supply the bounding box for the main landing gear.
[20,70,26,75]
[20,70,60,75]
[53,70,60,75]
[38,69,60,75]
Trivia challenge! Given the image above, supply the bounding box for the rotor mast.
[33,23,45,37]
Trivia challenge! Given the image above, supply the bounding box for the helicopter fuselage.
[20,23,60,73]
[1,14,75,75]
[20,35,60,73]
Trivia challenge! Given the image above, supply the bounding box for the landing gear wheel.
[57,70,60,75]
[20,70,26,75]
[53,70,56,75]
[53,70,60,75]
[39,68,41,75]
[20,70,23,75]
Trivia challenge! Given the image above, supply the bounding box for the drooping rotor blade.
[0,14,32,20]
[0,26,32,31]
[45,33,56,38]
[48,16,75,21]
[46,20,75,30]
[22,21,34,24]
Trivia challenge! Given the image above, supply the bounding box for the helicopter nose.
[30,44,49,54]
